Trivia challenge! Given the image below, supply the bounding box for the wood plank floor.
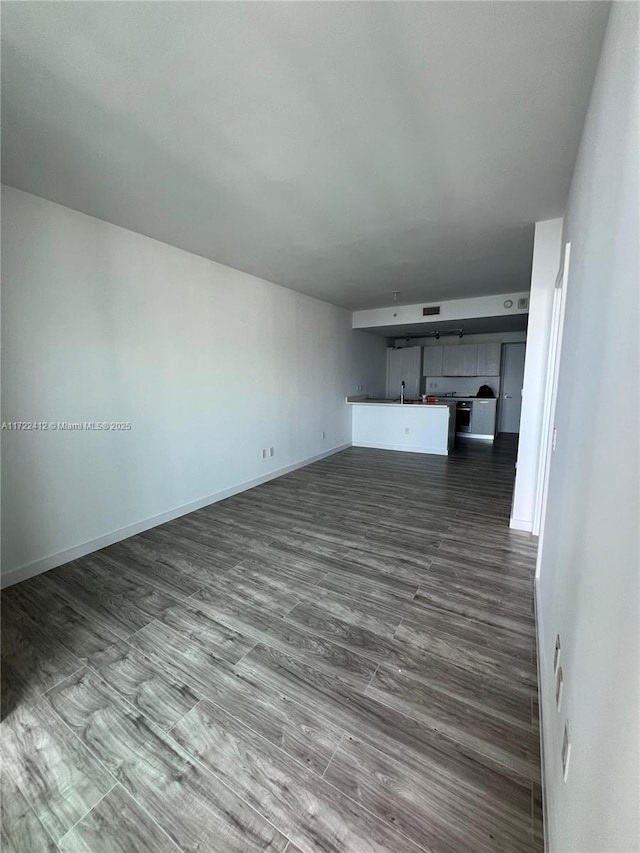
[1,436,542,852]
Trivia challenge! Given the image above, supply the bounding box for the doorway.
[498,343,526,433]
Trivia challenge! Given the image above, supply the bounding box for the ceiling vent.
[422,306,441,316]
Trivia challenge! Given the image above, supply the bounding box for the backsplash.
[423,375,500,397]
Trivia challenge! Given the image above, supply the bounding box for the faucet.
[400,380,405,405]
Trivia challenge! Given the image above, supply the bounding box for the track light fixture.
[429,329,462,340]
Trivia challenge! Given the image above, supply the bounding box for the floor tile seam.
[119,616,162,646]
[116,636,349,769]
[408,588,536,628]
[530,785,536,841]
[368,661,537,734]
[320,733,345,781]
[362,663,381,695]
[242,626,378,691]
[388,626,539,685]
[1,760,65,851]
[28,583,135,645]
[363,677,540,778]
[55,782,118,846]
[332,718,537,836]
[287,745,435,853]
[30,691,126,836]
[30,665,88,700]
[233,640,260,669]
[173,692,346,787]
[281,586,408,634]
[85,635,212,712]
[44,673,295,849]
[169,600,381,689]
[198,566,331,608]
[66,558,191,607]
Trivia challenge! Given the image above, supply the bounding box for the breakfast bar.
[348,400,457,455]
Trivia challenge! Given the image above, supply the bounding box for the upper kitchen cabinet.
[442,344,478,376]
[422,346,443,376]
[476,343,502,376]
[387,346,422,399]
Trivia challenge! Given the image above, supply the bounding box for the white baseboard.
[0,442,351,589]
[534,577,551,853]
[352,441,448,456]
[510,516,533,532]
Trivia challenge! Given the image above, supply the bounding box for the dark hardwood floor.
[1,436,542,852]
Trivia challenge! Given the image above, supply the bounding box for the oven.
[455,400,472,434]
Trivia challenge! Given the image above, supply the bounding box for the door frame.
[534,242,571,553]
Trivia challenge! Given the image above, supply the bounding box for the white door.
[498,343,526,433]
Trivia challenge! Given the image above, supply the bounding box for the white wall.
[511,218,563,532]
[537,5,639,852]
[0,187,387,585]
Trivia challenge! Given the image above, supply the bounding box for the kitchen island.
[348,400,456,456]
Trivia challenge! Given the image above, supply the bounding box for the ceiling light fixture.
[429,328,463,340]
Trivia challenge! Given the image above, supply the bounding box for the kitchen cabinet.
[442,344,478,376]
[476,343,502,376]
[470,399,497,437]
[422,346,443,376]
[386,346,421,399]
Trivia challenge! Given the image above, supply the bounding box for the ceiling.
[1,2,609,310]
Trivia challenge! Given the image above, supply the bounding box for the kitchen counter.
[434,396,498,401]
[347,400,453,408]
[348,400,456,455]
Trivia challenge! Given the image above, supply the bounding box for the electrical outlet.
[269,447,274,457]
[555,666,564,710]
[404,427,410,434]
[561,722,571,781]
[554,634,561,674]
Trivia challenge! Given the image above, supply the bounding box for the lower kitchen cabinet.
[470,399,497,437]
